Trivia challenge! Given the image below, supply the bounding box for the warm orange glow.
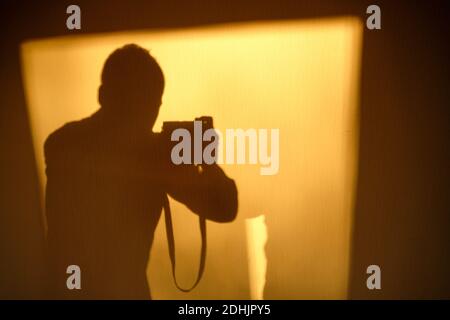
[246,215,268,299]
[21,17,362,299]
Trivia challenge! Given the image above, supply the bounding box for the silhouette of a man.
[44,44,238,299]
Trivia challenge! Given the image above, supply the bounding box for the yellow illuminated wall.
[21,17,362,299]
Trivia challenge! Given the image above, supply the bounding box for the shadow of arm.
[164,164,238,223]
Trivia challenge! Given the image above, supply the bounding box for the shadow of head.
[98,44,165,129]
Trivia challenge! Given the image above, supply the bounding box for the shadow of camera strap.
[163,194,207,292]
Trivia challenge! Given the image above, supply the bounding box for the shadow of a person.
[44,44,238,299]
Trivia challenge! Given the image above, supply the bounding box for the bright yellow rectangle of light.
[21,17,362,299]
